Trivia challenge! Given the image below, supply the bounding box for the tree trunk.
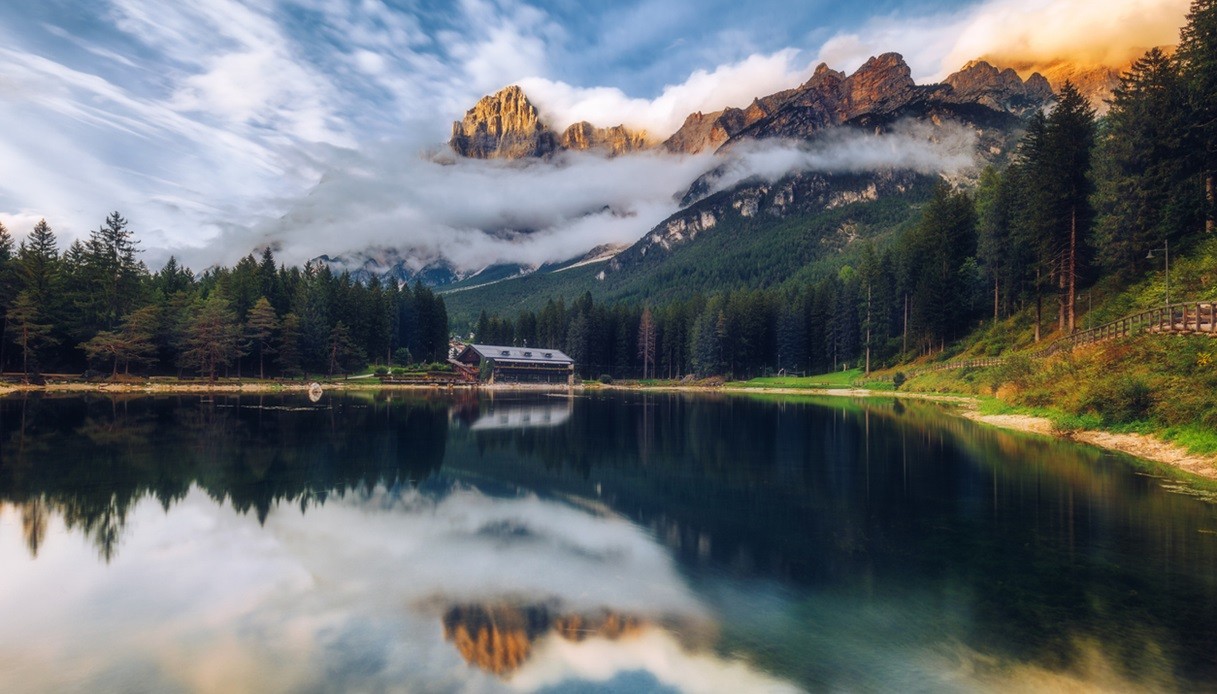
[865,284,871,376]
[1057,259,1066,334]
[1068,207,1077,333]
[1208,174,1214,235]
[902,294,908,353]
[1035,267,1042,343]
[993,276,999,327]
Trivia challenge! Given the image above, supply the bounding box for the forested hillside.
[467,1,1216,381]
[0,214,449,380]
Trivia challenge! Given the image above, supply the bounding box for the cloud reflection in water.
[0,483,795,692]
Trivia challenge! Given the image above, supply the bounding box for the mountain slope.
[440,55,1052,325]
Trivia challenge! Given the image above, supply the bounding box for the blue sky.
[0,0,1190,269]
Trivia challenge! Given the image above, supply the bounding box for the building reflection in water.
[451,397,574,431]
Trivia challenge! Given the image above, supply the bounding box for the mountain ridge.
[449,55,1056,159]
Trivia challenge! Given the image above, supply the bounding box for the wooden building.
[454,344,575,385]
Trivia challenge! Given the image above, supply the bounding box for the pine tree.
[180,296,240,381]
[327,321,365,375]
[118,304,159,373]
[0,222,13,370]
[1178,0,1217,233]
[637,307,656,379]
[17,219,59,300]
[278,312,303,377]
[6,291,56,380]
[244,296,280,379]
[79,305,159,376]
[1092,48,1196,273]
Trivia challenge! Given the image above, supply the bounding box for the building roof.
[465,344,574,365]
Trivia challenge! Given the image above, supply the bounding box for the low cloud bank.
[704,121,979,194]
[229,122,977,276]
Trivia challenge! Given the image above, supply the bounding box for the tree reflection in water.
[0,392,448,560]
[2,390,1217,691]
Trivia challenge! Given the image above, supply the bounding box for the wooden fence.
[1038,302,1216,356]
[905,302,1215,374]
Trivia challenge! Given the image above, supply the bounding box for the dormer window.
[523,351,532,357]
[500,350,510,356]
[543,352,552,358]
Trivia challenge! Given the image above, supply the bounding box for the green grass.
[728,368,863,390]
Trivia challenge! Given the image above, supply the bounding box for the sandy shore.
[624,384,1217,481]
[720,386,1217,481]
[3,379,1214,481]
[959,410,1217,481]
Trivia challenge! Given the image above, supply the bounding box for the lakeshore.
[3,378,1214,482]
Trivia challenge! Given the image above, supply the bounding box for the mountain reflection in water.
[1,391,1216,692]
[442,603,646,676]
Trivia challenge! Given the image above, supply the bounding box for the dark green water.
[1,391,1215,693]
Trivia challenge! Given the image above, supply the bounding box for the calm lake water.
[1,391,1215,693]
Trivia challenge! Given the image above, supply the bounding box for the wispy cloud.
[815,0,1189,82]
[0,486,797,692]
[519,50,810,137]
[231,121,976,276]
[0,0,1192,271]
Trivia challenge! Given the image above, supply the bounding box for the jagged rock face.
[453,54,1057,160]
[670,54,1055,156]
[450,85,649,159]
[663,108,747,155]
[450,86,557,159]
[845,53,919,116]
[730,54,963,144]
[608,169,926,273]
[995,60,1122,113]
[944,60,1055,116]
[662,91,790,155]
[560,121,650,156]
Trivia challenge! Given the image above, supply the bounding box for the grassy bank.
[725,368,867,390]
[896,334,1217,455]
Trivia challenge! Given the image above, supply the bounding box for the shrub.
[892,371,906,390]
[988,354,1035,393]
[599,374,614,384]
[374,367,388,376]
[1088,375,1154,424]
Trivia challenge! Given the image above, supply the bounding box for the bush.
[598,374,614,384]
[990,354,1035,391]
[1087,375,1154,424]
[374,367,388,376]
[892,371,906,390]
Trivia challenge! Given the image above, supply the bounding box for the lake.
[1,391,1215,692]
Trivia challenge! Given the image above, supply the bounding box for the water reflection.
[453,396,574,431]
[442,604,646,675]
[1,391,1216,692]
[0,393,446,560]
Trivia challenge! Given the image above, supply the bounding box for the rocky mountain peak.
[450,85,556,159]
[450,85,650,159]
[844,52,917,115]
[560,121,651,156]
[811,62,846,81]
[944,60,1055,115]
